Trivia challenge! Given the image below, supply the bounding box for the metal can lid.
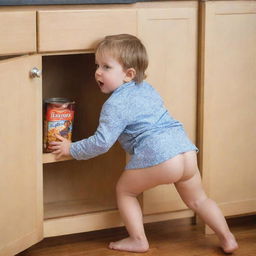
[44,97,75,104]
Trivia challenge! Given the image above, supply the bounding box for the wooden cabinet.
[0,3,199,255]
[38,9,137,52]
[0,2,197,256]
[0,11,36,56]
[0,55,43,256]
[41,1,199,236]
[3,0,256,255]
[199,1,256,217]
[138,2,198,219]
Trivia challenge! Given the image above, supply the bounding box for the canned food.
[43,98,75,153]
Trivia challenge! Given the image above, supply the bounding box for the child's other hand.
[49,134,72,160]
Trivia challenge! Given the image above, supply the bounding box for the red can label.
[47,110,74,121]
[43,98,75,153]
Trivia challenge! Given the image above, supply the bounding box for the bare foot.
[220,233,238,253]
[109,237,149,252]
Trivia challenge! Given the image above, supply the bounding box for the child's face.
[95,53,128,94]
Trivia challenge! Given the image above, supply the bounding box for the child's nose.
[95,67,102,75]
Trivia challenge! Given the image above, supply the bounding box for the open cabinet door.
[0,55,43,256]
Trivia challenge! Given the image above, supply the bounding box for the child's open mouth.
[98,81,104,88]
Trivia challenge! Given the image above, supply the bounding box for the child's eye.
[103,65,111,70]
[95,64,99,69]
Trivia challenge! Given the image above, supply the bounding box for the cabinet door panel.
[38,9,137,52]
[138,2,198,215]
[0,55,43,256]
[201,1,256,216]
[0,11,36,56]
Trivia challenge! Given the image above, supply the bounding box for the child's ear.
[124,68,136,82]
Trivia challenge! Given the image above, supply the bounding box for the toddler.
[50,34,238,253]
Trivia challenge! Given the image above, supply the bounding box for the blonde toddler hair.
[95,34,148,84]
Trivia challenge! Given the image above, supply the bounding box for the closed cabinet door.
[138,2,198,215]
[0,55,43,256]
[200,1,256,216]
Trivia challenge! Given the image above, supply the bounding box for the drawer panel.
[38,9,137,52]
[0,11,36,55]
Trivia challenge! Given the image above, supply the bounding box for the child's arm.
[70,101,128,160]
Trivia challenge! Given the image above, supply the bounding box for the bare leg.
[109,154,185,252]
[109,187,149,252]
[175,152,238,253]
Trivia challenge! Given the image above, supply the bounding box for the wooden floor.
[17,215,256,256]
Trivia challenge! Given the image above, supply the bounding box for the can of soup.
[43,98,75,153]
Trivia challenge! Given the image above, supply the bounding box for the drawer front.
[0,11,36,56]
[38,9,137,52]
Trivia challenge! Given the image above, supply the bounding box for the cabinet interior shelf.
[44,199,117,220]
[43,153,73,164]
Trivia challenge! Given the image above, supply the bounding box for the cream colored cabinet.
[0,11,36,56]
[37,6,137,238]
[199,1,256,217]
[0,3,199,255]
[0,53,126,256]
[138,2,198,221]
[42,2,200,236]
[7,1,255,255]
[37,8,137,52]
[0,55,43,256]
[0,5,138,256]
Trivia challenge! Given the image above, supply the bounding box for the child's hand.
[49,134,72,160]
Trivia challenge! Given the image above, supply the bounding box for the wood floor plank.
[17,215,256,256]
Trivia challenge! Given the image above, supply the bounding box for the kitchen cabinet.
[42,1,199,236]
[0,2,199,255]
[0,45,127,256]
[199,1,256,218]
[0,11,36,56]
[3,1,255,255]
